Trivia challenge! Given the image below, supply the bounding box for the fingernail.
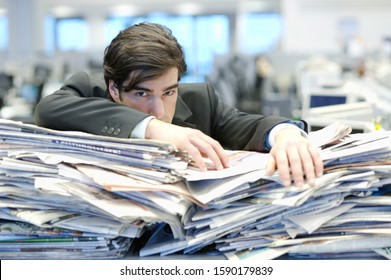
[199,165,207,172]
[296,181,304,187]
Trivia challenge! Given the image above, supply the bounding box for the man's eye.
[134,91,148,97]
[164,90,175,96]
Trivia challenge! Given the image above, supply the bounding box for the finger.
[214,146,230,169]
[265,154,277,176]
[286,144,304,187]
[203,137,230,169]
[299,142,316,186]
[308,143,324,177]
[185,144,207,171]
[273,147,292,187]
[191,137,226,170]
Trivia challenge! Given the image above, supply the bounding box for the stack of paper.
[1,118,391,260]
[139,128,391,259]
[0,118,192,259]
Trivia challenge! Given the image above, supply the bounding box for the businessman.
[34,23,323,187]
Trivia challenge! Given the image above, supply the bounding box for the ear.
[108,80,121,103]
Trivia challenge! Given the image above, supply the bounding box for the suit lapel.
[172,96,197,129]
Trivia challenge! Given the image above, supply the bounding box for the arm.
[145,118,230,171]
[181,83,323,186]
[34,71,150,138]
[34,73,229,171]
[179,83,293,151]
[207,84,323,186]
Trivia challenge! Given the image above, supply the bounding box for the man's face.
[109,67,179,123]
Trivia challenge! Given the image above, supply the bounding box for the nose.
[149,97,165,120]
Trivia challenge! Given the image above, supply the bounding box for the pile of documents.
[1,119,390,260]
[0,118,191,259]
[138,122,391,259]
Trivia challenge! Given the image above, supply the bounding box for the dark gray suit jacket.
[34,71,301,152]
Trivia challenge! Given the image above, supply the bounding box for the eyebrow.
[132,83,179,92]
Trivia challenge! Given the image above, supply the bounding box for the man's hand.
[265,128,324,187]
[146,119,230,171]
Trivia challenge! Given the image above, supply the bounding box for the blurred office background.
[0,0,390,130]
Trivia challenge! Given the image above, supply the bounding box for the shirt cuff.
[130,116,155,138]
[266,122,308,148]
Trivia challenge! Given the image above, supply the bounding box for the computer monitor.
[309,94,347,108]
[301,86,352,118]
[308,101,374,122]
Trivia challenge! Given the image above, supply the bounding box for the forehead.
[128,67,179,90]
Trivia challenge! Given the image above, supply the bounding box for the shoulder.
[65,71,105,87]
[63,71,107,98]
[178,82,217,103]
[178,82,213,95]
[177,83,221,117]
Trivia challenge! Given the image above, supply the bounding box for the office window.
[147,14,195,81]
[194,15,229,80]
[0,16,8,51]
[105,17,135,42]
[105,14,229,82]
[44,16,56,55]
[240,13,282,54]
[55,17,88,51]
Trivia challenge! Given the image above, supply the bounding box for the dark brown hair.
[103,22,187,97]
